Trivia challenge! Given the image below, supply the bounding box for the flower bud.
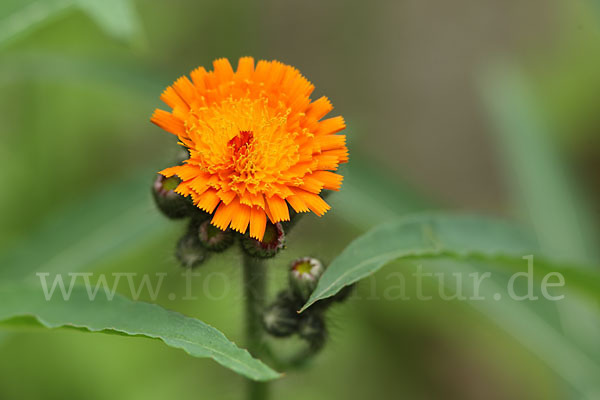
[152,174,193,219]
[262,294,300,337]
[298,312,327,351]
[241,222,285,259]
[175,233,209,268]
[289,257,324,302]
[197,220,234,252]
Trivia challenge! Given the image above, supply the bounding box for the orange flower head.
[151,57,348,240]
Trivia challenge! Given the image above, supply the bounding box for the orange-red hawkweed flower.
[151,57,348,240]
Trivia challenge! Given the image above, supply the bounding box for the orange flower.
[151,57,348,240]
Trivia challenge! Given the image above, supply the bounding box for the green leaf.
[0,0,72,49]
[0,0,142,49]
[480,63,599,263]
[0,169,168,281]
[75,0,142,44]
[300,213,600,312]
[418,258,600,398]
[0,283,280,381]
[480,63,600,361]
[0,52,166,95]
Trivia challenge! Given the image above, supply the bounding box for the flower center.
[294,261,313,276]
[229,130,254,155]
[185,97,302,196]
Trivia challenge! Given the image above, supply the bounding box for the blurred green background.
[1,0,599,399]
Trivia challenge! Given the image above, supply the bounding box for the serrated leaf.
[0,283,280,381]
[300,213,600,312]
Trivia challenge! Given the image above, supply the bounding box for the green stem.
[242,254,270,400]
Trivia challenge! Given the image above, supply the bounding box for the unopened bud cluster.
[262,257,354,353]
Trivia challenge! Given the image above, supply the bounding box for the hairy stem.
[243,254,269,400]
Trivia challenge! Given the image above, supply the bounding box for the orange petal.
[190,66,207,91]
[174,182,193,196]
[236,57,255,80]
[254,60,272,83]
[151,109,185,136]
[292,189,330,216]
[273,184,294,198]
[311,171,344,191]
[315,116,346,135]
[159,165,181,178]
[213,58,234,82]
[189,174,211,195]
[266,195,290,222]
[266,61,286,86]
[196,189,220,213]
[250,193,266,208]
[172,76,198,107]
[159,164,199,181]
[286,195,309,213]
[306,96,333,120]
[173,165,202,181]
[217,190,237,205]
[315,134,346,152]
[230,204,251,233]
[211,200,238,230]
[160,86,188,111]
[249,207,267,240]
[314,154,340,171]
[300,174,324,194]
[322,148,349,164]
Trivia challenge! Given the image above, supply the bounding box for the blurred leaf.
[481,63,600,360]
[420,258,600,399]
[481,63,598,263]
[0,52,165,97]
[0,0,142,49]
[0,168,168,281]
[301,214,600,312]
[0,283,280,381]
[0,0,71,48]
[75,0,142,43]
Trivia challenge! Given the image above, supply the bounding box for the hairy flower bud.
[197,220,234,252]
[241,222,285,258]
[298,312,327,351]
[152,174,192,219]
[175,233,208,268]
[289,257,324,302]
[262,294,300,337]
